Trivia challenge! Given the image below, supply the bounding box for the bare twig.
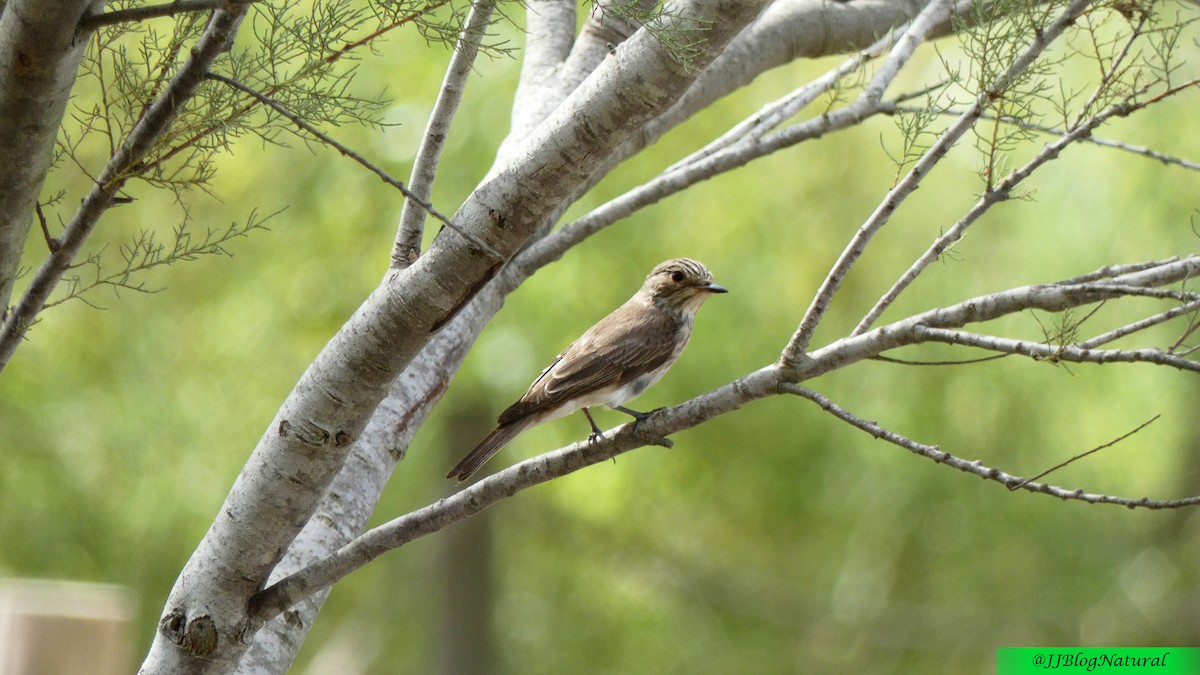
[662,35,890,176]
[1057,258,1183,285]
[35,202,59,252]
[1009,415,1161,491]
[1081,134,1200,172]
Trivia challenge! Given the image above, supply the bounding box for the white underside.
[537,368,668,425]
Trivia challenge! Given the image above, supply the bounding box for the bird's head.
[641,258,728,314]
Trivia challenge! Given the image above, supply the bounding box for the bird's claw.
[613,405,662,427]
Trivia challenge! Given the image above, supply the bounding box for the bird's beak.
[701,281,728,294]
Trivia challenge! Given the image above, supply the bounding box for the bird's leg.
[581,407,604,443]
[612,405,663,427]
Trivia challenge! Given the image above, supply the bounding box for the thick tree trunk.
[0,0,102,313]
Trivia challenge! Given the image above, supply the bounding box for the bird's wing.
[497,302,679,424]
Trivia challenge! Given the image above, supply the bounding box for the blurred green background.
[2,5,1199,673]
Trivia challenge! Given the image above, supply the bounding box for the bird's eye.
[670,271,685,283]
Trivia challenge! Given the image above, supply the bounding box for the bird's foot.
[582,407,605,444]
[612,405,672,448]
[612,405,663,427]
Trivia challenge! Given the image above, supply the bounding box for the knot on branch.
[159,609,219,657]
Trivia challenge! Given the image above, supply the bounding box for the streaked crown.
[640,258,727,314]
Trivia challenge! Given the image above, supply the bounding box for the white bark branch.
[506,0,576,142]
[391,0,497,269]
[0,0,105,319]
[236,276,505,672]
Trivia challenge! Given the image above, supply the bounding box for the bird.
[446,258,728,482]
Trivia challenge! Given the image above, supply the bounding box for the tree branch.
[78,0,257,31]
[792,257,1200,383]
[784,385,1200,509]
[1010,415,1160,490]
[0,8,249,374]
[1076,300,1200,349]
[0,0,101,322]
[391,0,497,269]
[506,0,576,143]
[245,253,1200,629]
[780,0,1097,365]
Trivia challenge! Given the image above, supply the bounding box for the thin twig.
[1009,415,1161,491]
[78,0,259,31]
[1083,134,1200,172]
[1057,258,1181,285]
[873,353,1008,366]
[784,384,1200,509]
[35,203,59,253]
[662,34,890,176]
[1070,283,1200,303]
[135,2,453,180]
[204,73,502,261]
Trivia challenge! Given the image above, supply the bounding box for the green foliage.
[594,0,715,71]
[50,210,274,309]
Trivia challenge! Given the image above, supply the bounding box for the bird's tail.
[446,418,532,482]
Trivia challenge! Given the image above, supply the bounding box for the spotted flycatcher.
[446,258,727,482]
